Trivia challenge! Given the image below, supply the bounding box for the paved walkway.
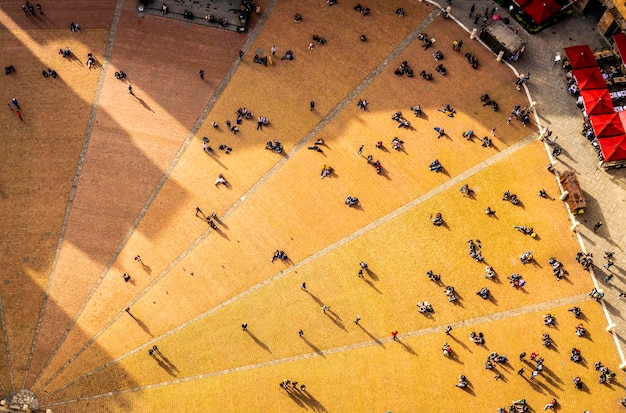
[448,0,626,360]
[43,291,591,404]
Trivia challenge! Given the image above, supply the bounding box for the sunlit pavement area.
[1,0,626,412]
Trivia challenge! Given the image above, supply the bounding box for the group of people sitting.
[476,287,490,300]
[429,159,443,173]
[394,60,413,77]
[417,301,434,313]
[345,196,359,207]
[214,174,228,187]
[254,55,268,66]
[281,50,295,61]
[435,64,446,75]
[353,4,370,15]
[419,70,432,80]
[70,22,80,32]
[507,273,525,288]
[432,50,443,61]
[445,285,457,302]
[502,190,520,205]
[468,239,484,262]
[86,53,95,69]
[480,93,499,112]
[426,270,441,282]
[320,164,333,179]
[312,34,327,45]
[22,1,42,16]
[438,104,456,117]
[431,212,443,226]
[4,65,16,75]
[271,250,289,262]
[42,68,58,78]
[115,71,127,79]
[520,250,534,264]
[183,10,194,20]
[548,257,568,280]
[575,251,593,270]
[469,331,485,344]
[357,99,369,110]
[391,137,403,150]
[511,103,531,126]
[391,111,411,128]
[58,48,72,58]
[266,140,283,154]
[465,53,479,69]
[418,33,432,49]
[595,362,617,384]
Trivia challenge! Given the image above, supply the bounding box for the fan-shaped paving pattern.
[0,1,623,412]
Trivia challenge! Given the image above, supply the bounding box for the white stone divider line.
[40,130,537,401]
[33,5,443,393]
[42,292,590,406]
[22,0,128,390]
[29,0,281,393]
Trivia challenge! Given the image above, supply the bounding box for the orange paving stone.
[0,19,111,387]
[45,301,622,412]
[24,2,248,389]
[39,142,591,397]
[1,1,624,412]
[31,0,434,391]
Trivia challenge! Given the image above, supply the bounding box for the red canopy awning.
[572,67,607,90]
[564,45,597,69]
[590,113,625,138]
[613,33,626,66]
[523,0,561,25]
[597,134,626,162]
[580,89,615,115]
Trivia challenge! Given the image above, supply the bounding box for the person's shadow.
[245,330,272,353]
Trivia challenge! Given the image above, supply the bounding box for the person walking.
[391,330,399,341]
[242,323,248,331]
[195,206,203,216]
[128,85,135,95]
[11,98,20,109]
[298,329,304,337]
[470,4,475,17]
[445,326,452,335]
[271,45,276,56]
[301,282,307,291]
[16,110,23,121]
[310,100,315,111]
[238,50,244,59]
[358,145,364,155]
[593,222,603,232]
[354,315,361,324]
[199,69,204,79]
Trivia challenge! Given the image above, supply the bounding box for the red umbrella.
[590,113,625,138]
[597,134,626,162]
[580,89,614,115]
[523,0,561,25]
[564,45,597,69]
[572,67,606,91]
